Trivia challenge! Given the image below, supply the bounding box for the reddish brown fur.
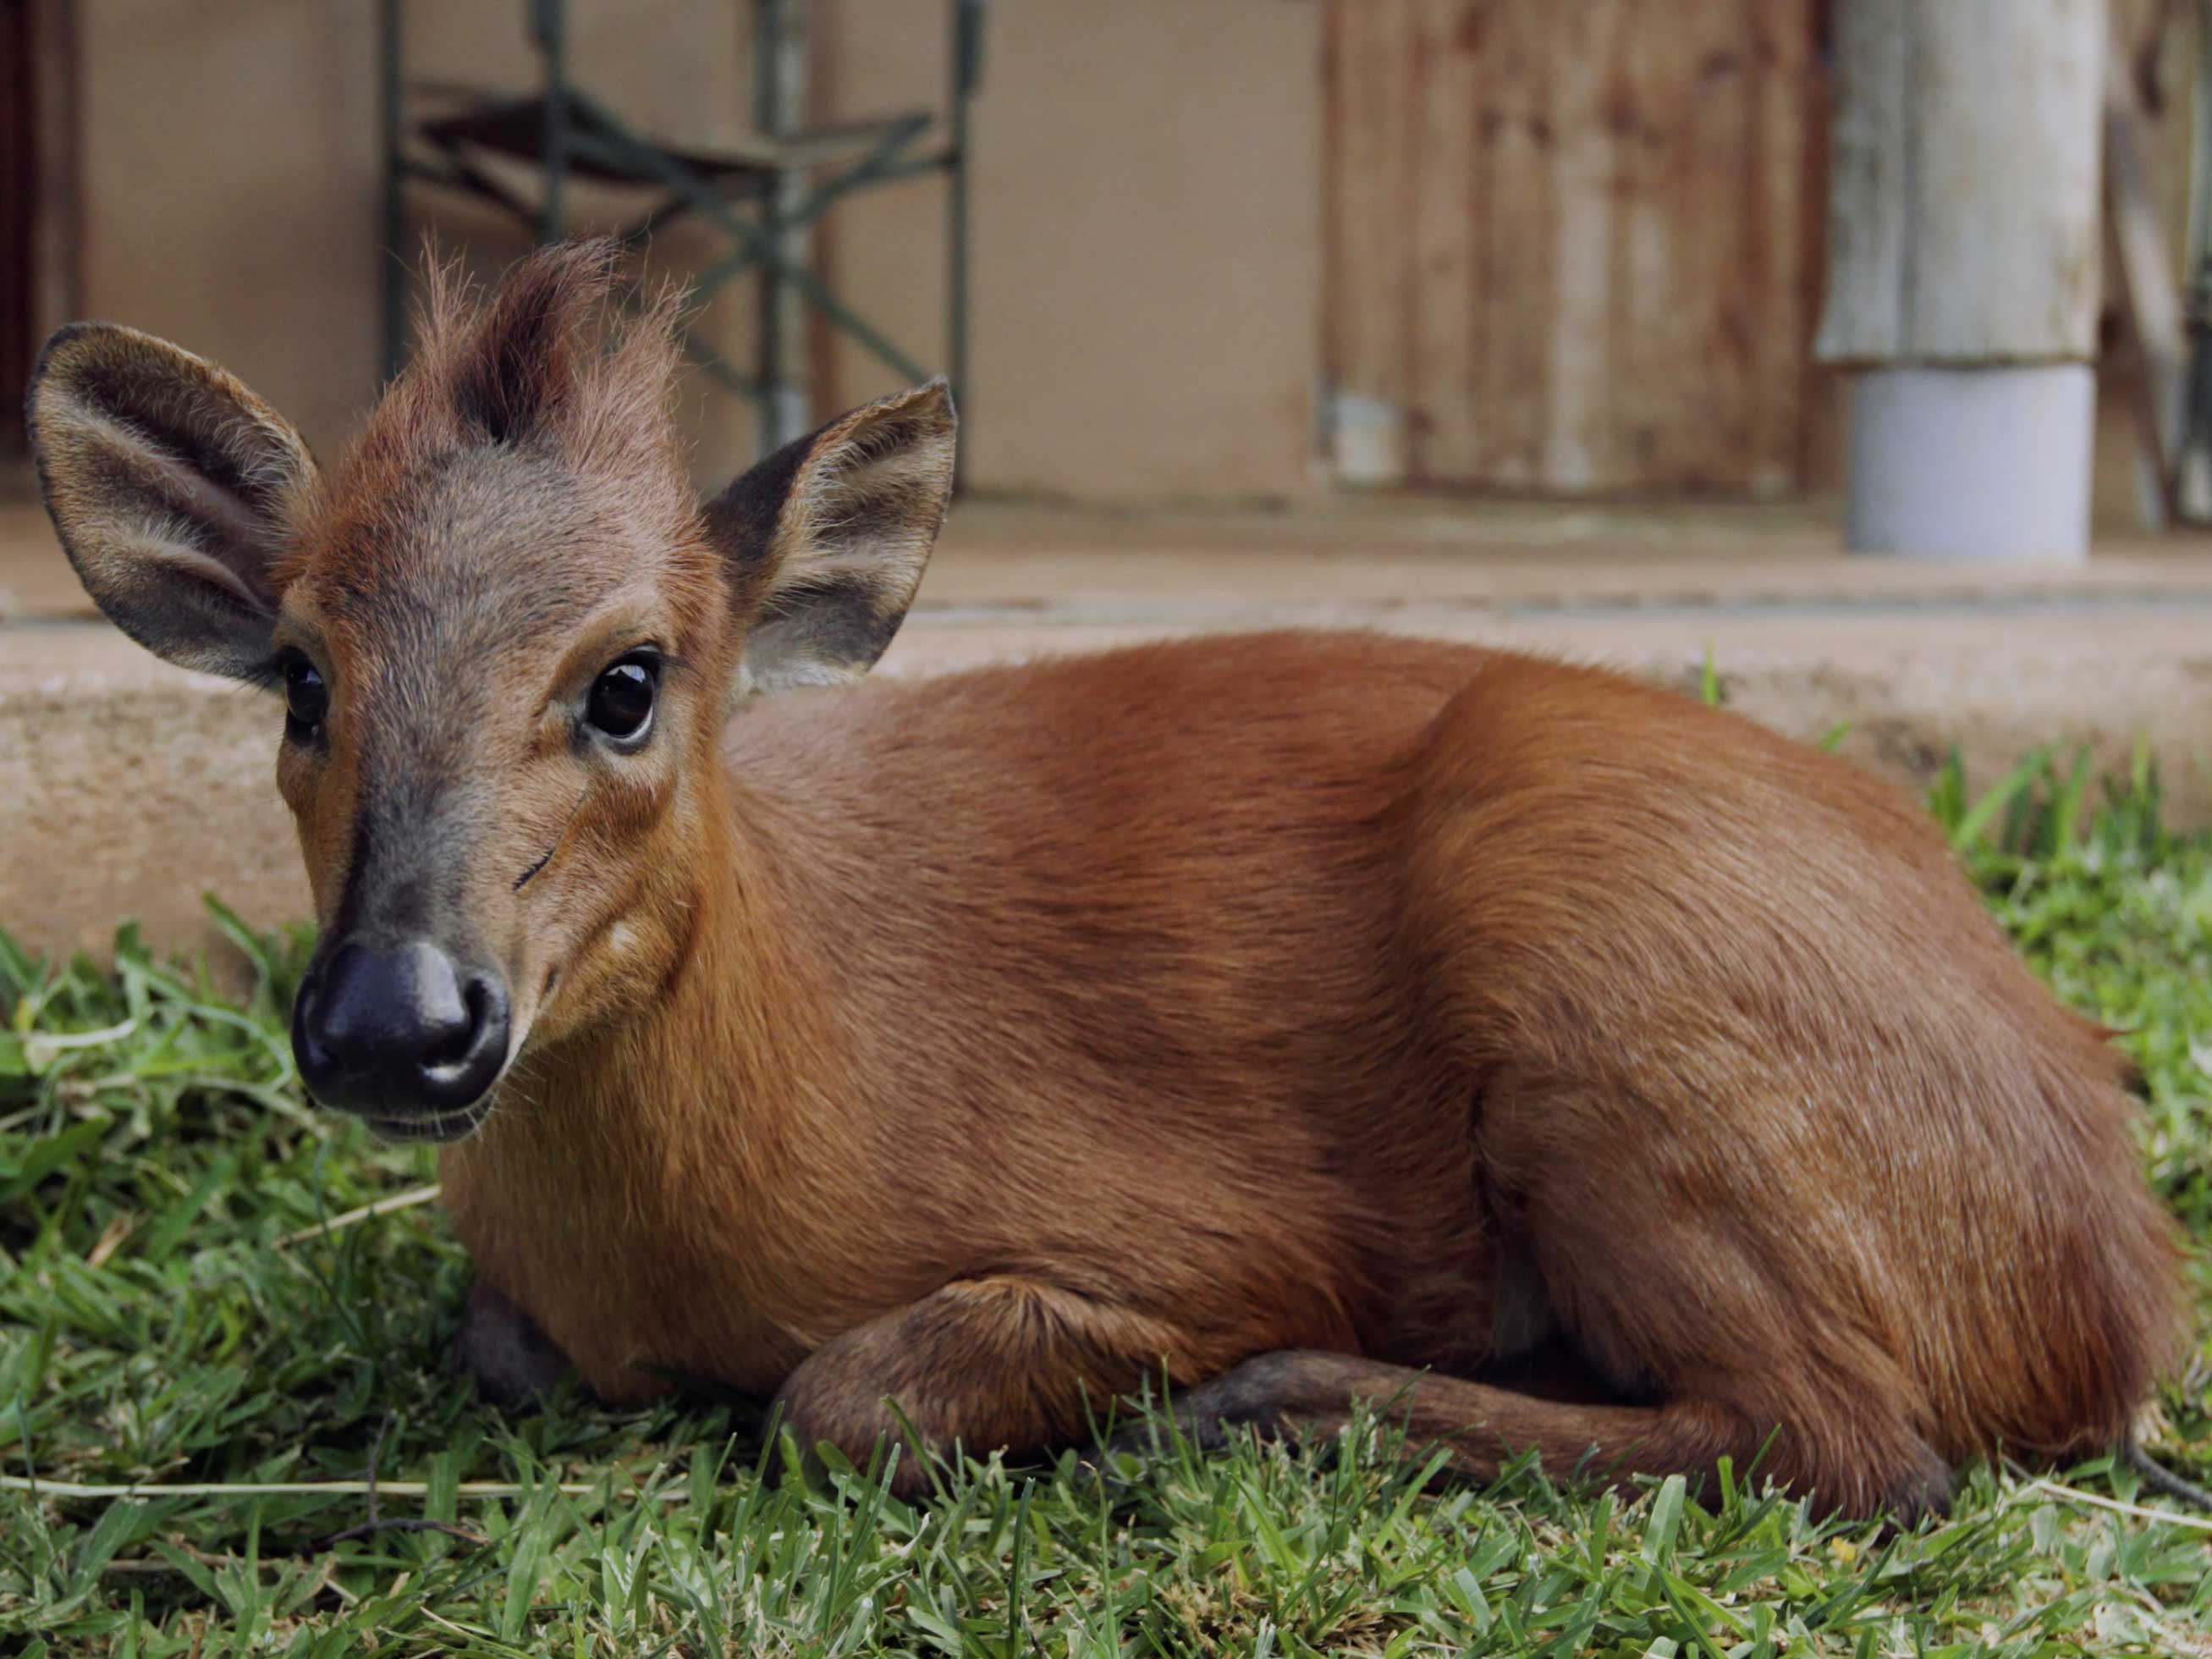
[437,635,2183,1513]
[30,245,2188,1517]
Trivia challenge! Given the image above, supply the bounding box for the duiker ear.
[705,379,955,697]
[26,322,318,683]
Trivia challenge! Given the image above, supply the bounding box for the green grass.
[3,754,2210,1657]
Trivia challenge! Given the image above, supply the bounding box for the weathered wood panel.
[1814,0,2105,366]
[1324,1,1418,480]
[1326,0,1822,493]
[1747,0,1819,496]
[1406,0,1483,480]
[1472,0,1554,487]
[1543,0,1615,490]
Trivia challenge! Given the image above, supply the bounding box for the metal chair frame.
[377,0,983,455]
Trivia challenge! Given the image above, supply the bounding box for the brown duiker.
[26,242,2189,1514]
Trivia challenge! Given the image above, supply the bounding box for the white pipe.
[1844,366,2094,561]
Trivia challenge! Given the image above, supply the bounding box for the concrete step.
[9,493,2212,965]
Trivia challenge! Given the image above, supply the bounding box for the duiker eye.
[283,656,327,739]
[584,651,659,745]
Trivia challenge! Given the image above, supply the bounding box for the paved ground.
[10,489,2212,965]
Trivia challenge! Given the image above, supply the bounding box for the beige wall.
[821,0,1326,501]
[78,1,381,461]
[69,0,1327,504]
[74,0,762,472]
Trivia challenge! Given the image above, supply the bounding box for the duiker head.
[27,241,955,1139]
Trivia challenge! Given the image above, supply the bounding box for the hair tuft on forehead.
[447,236,619,444]
[337,239,689,515]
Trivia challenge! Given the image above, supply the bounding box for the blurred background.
[8,0,2212,961]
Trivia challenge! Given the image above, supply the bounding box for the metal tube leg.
[379,0,406,383]
[755,0,811,452]
[948,0,982,490]
[535,0,569,242]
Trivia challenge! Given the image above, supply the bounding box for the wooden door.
[1,0,75,461]
[1324,0,1825,495]
[2,0,38,456]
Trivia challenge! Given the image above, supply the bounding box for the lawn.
[2,748,2209,1657]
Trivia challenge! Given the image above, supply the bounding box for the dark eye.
[283,657,327,738]
[585,652,659,745]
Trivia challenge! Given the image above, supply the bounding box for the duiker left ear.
[27,322,318,684]
[705,379,955,697]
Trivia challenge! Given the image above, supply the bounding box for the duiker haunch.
[28,243,2187,1514]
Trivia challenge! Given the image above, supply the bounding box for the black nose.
[293,940,510,1127]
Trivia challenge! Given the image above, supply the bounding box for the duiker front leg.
[451,1279,578,1406]
[775,1277,1197,1498]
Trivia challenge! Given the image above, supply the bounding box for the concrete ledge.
[9,591,2212,968]
[6,626,311,965]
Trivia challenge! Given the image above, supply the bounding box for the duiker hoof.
[451,1279,575,1406]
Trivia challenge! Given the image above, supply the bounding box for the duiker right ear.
[27,322,318,683]
[704,380,956,698]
